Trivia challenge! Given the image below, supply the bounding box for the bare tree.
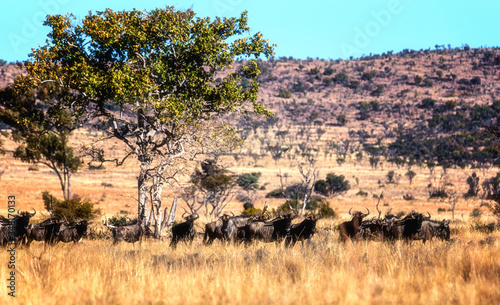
[298,161,320,216]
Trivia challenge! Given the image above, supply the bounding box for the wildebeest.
[401,211,431,240]
[357,217,384,241]
[170,213,199,248]
[44,218,63,245]
[203,213,236,245]
[0,209,36,247]
[383,211,431,242]
[26,217,61,246]
[338,208,370,242]
[285,213,320,247]
[56,220,91,243]
[104,218,152,246]
[416,219,450,243]
[246,213,295,243]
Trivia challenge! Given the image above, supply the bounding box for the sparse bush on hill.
[279,88,292,98]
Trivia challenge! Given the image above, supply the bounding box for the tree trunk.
[151,176,164,238]
[138,161,151,224]
[67,171,72,199]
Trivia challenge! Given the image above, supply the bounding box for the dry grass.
[1,218,499,305]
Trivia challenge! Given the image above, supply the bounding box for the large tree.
[16,7,274,237]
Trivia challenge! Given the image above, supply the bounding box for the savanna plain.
[2,47,500,304]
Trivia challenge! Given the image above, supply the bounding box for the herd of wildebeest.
[0,203,451,249]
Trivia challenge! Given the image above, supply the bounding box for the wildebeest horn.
[182,211,188,219]
[231,211,235,217]
[31,208,37,216]
[348,208,352,216]
[426,212,431,219]
[363,208,370,217]
[17,209,20,215]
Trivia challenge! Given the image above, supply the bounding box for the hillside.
[1,47,499,219]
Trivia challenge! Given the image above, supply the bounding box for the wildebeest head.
[183,212,199,226]
[276,213,295,236]
[349,207,370,220]
[17,209,36,227]
[438,219,450,240]
[75,219,92,237]
[219,213,233,234]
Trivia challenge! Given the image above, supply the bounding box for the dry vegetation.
[0,219,499,305]
[1,47,500,304]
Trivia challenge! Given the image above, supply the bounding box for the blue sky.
[1,0,499,62]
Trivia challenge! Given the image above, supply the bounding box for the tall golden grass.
[1,218,499,305]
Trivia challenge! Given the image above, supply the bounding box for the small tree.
[0,85,82,200]
[465,172,480,198]
[405,170,417,185]
[182,159,235,218]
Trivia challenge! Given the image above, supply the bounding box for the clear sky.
[1,0,499,63]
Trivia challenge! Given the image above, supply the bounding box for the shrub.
[317,200,336,218]
[106,215,137,226]
[323,67,335,76]
[237,172,261,191]
[470,208,482,219]
[465,172,480,198]
[266,189,285,198]
[278,88,292,98]
[242,207,263,216]
[42,191,101,221]
[314,173,350,197]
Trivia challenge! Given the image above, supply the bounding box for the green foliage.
[242,207,262,216]
[237,172,261,191]
[317,200,336,218]
[106,215,136,226]
[420,98,436,109]
[42,191,101,221]
[323,67,335,76]
[336,114,348,126]
[361,70,377,81]
[0,85,81,199]
[470,208,482,219]
[414,74,423,85]
[191,159,234,194]
[405,170,417,185]
[265,189,285,198]
[279,88,292,98]
[386,171,396,184]
[333,71,349,84]
[314,173,350,197]
[465,172,480,198]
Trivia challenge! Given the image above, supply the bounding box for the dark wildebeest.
[357,217,384,241]
[383,211,431,242]
[56,219,91,243]
[0,209,36,247]
[285,213,320,247]
[104,218,152,246]
[247,213,295,243]
[26,217,61,246]
[401,211,431,241]
[170,213,199,248]
[416,219,450,243]
[203,213,236,245]
[338,208,370,242]
[44,218,63,245]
